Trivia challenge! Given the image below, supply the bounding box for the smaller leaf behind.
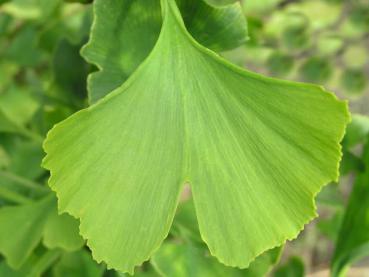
[331,140,369,276]
[81,0,248,103]
[0,194,83,269]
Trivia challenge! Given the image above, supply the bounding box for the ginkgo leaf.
[0,194,83,269]
[43,0,349,274]
[81,0,247,103]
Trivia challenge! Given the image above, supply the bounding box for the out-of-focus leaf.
[82,0,247,103]
[38,4,92,52]
[2,0,61,21]
[317,211,343,241]
[151,242,237,276]
[4,26,43,66]
[317,34,343,56]
[170,200,202,245]
[7,141,44,180]
[273,256,304,277]
[244,16,264,45]
[266,52,294,76]
[341,69,367,96]
[342,46,368,69]
[299,57,333,83]
[52,250,104,277]
[340,150,365,175]
[64,0,92,3]
[342,114,369,149]
[316,183,344,208]
[285,1,341,30]
[171,199,283,276]
[331,142,369,276]
[0,146,10,169]
[43,204,84,251]
[0,86,39,126]
[0,61,18,91]
[0,0,10,5]
[242,0,282,14]
[49,39,89,106]
[0,195,54,268]
[282,25,310,50]
[243,247,282,277]
[349,4,369,31]
[0,249,61,277]
[0,110,25,135]
[0,194,83,269]
[152,242,281,277]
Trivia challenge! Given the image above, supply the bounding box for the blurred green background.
[0,0,369,276]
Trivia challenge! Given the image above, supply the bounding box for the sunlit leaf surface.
[43,0,349,273]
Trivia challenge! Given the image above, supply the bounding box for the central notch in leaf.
[42,0,350,274]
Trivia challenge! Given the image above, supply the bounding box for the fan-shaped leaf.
[43,0,349,273]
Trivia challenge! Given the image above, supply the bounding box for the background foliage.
[0,0,368,276]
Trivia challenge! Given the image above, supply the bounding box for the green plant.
[0,0,369,276]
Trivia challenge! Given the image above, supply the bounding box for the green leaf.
[341,69,368,96]
[0,146,10,169]
[81,0,247,103]
[2,0,60,21]
[0,249,61,277]
[273,256,304,277]
[170,199,203,246]
[0,194,83,269]
[64,0,92,4]
[8,141,44,180]
[266,52,294,77]
[43,203,85,251]
[0,110,25,135]
[52,250,104,277]
[316,183,344,208]
[152,243,239,276]
[331,142,369,276]
[317,211,343,241]
[4,26,43,66]
[49,39,89,107]
[299,57,333,83]
[43,0,349,273]
[0,86,39,126]
[342,114,369,149]
[243,247,282,277]
[152,242,281,277]
[152,241,281,277]
[171,199,282,276]
[0,195,54,268]
[340,150,365,175]
[282,25,310,50]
